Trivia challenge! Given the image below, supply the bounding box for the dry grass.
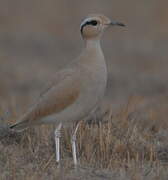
[1,96,168,180]
[0,0,168,179]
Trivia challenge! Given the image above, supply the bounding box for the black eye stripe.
[86,20,98,26]
[80,20,98,34]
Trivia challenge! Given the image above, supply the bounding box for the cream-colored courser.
[9,14,125,166]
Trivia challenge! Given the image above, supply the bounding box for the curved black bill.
[110,21,125,27]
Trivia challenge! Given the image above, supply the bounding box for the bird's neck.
[85,38,101,51]
[80,38,105,69]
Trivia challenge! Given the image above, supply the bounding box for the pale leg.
[55,123,62,163]
[71,122,80,167]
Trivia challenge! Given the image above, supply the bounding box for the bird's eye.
[80,20,98,33]
[90,20,98,26]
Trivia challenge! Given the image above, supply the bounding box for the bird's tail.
[10,121,29,132]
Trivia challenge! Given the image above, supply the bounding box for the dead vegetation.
[1,95,168,180]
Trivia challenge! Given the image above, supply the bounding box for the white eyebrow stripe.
[80,17,94,28]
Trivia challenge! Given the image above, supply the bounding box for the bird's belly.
[77,69,107,113]
[82,80,106,108]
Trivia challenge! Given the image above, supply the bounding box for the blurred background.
[0,0,168,116]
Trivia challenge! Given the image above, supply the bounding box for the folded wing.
[10,69,80,131]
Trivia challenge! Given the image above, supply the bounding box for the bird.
[7,14,125,167]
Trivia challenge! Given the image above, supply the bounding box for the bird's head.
[80,14,125,40]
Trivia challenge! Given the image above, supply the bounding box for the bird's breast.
[79,56,107,107]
